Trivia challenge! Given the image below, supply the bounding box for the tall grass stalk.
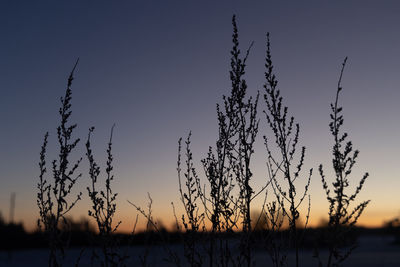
[128,194,181,266]
[86,125,126,266]
[37,60,82,267]
[177,132,204,267]
[263,33,312,267]
[318,57,370,266]
[229,15,259,267]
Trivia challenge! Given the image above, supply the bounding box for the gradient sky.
[1,0,400,232]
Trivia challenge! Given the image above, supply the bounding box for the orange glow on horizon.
[21,210,397,234]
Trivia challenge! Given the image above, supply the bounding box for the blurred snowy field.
[0,235,399,266]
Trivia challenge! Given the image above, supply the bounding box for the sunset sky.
[1,1,400,232]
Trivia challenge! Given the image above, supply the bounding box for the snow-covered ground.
[1,235,399,266]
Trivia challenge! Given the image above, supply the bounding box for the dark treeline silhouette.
[0,215,399,250]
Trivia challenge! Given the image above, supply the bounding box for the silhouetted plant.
[37,60,82,267]
[259,198,287,267]
[128,194,181,266]
[177,132,204,267]
[317,57,370,267]
[229,15,259,267]
[263,33,312,267]
[201,15,259,266]
[129,195,154,267]
[86,125,126,267]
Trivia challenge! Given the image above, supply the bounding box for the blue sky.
[1,0,400,231]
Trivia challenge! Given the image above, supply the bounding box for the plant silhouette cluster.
[36,15,371,267]
[174,16,368,267]
[37,61,126,267]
